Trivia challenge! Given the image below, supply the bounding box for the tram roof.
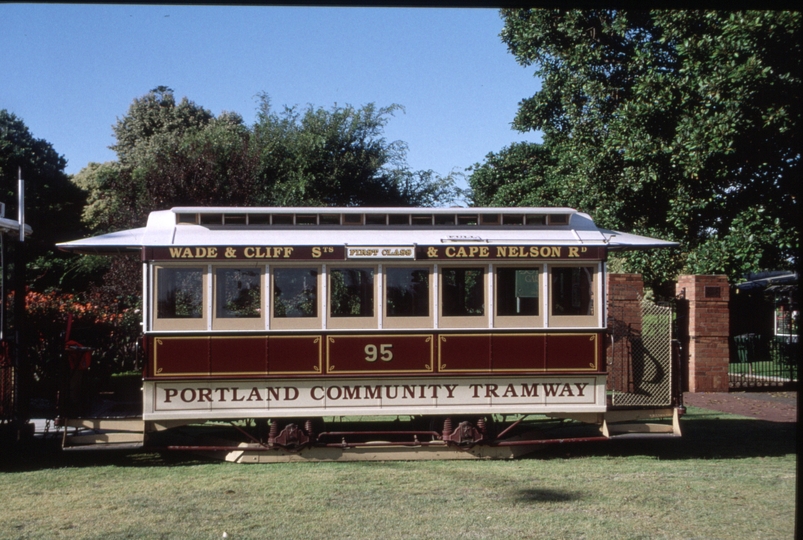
[57,207,678,254]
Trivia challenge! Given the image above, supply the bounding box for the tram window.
[296,214,317,225]
[480,214,500,225]
[366,214,387,225]
[157,268,204,318]
[389,214,410,225]
[223,214,247,225]
[343,214,363,225]
[412,214,433,226]
[215,268,261,318]
[550,266,596,327]
[154,266,207,330]
[319,214,340,225]
[524,215,546,226]
[435,214,455,226]
[271,214,293,225]
[273,268,318,318]
[496,268,539,316]
[200,213,223,225]
[248,213,271,225]
[457,214,478,226]
[386,267,429,317]
[212,267,264,330]
[502,214,524,225]
[441,268,485,317]
[176,213,197,224]
[330,268,375,317]
[549,214,569,225]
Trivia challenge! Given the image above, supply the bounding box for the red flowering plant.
[8,287,142,403]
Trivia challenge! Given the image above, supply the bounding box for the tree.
[250,96,457,207]
[77,88,459,233]
[0,110,86,287]
[471,10,800,289]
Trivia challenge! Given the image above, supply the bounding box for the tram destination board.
[145,245,604,261]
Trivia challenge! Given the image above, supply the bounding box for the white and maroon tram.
[58,207,680,460]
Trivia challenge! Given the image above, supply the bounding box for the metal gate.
[607,296,674,407]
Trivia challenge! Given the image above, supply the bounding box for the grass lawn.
[0,406,796,540]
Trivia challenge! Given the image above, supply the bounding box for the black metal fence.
[730,333,798,389]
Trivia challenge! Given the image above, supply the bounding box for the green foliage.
[76,88,460,234]
[0,110,86,287]
[471,10,800,288]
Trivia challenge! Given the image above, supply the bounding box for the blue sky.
[1,5,542,188]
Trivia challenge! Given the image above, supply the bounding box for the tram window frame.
[327,266,379,329]
[152,265,209,331]
[494,266,544,328]
[270,265,322,330]
[548,264,599,327]
[384,266,433,329]
[439,266,488,328]
[211,264,265,331]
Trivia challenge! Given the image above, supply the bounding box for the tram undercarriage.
[60,406,682,461]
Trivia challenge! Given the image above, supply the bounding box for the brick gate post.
[675,275,730,392]
[606,273,644,393]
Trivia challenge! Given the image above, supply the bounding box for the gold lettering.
[480,246,489,257]
[568,247,579,258]
[445,246,456,258]
[283,247,294,258]
[207,247,217,258]
[510,247,519,257]
[194,247,207,258]
[169,247,182,258]
[540,246,552,257]
[496,247,507,257]
[312,247,321,258]
[456,247,468,258]
[469,246,479,257]
[181,247,192,258]
[244,247,255,258]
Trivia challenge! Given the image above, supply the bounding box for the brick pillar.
[676,275,730,392]
[606,274,644,393]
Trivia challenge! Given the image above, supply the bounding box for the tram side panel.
[142,330,607,421]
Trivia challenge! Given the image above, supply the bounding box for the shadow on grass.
[1,411,796,471]
[531,415,796,461]
[516,488,583,503]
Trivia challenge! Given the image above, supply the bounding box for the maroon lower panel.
[210,336,267,375]
[152,337,210,376]
[438,334,491,372]
[269,336,323,375]
[148,332,602,379]
[491,334,546,371]
[326,335,434,374]
[545,334,600,370]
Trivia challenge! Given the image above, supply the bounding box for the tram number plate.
[327,335,433,373]
[364,344,393,362]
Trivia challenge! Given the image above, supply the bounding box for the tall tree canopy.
[77,88,458,234]
[0,110,85,287]
[471,10,800,289]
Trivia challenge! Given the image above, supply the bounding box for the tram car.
[57,207,681,461]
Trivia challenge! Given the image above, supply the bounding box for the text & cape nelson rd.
[147,245,601,261]
[160,381,592,405]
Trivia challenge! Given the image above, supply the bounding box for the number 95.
[365,344,393,362]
